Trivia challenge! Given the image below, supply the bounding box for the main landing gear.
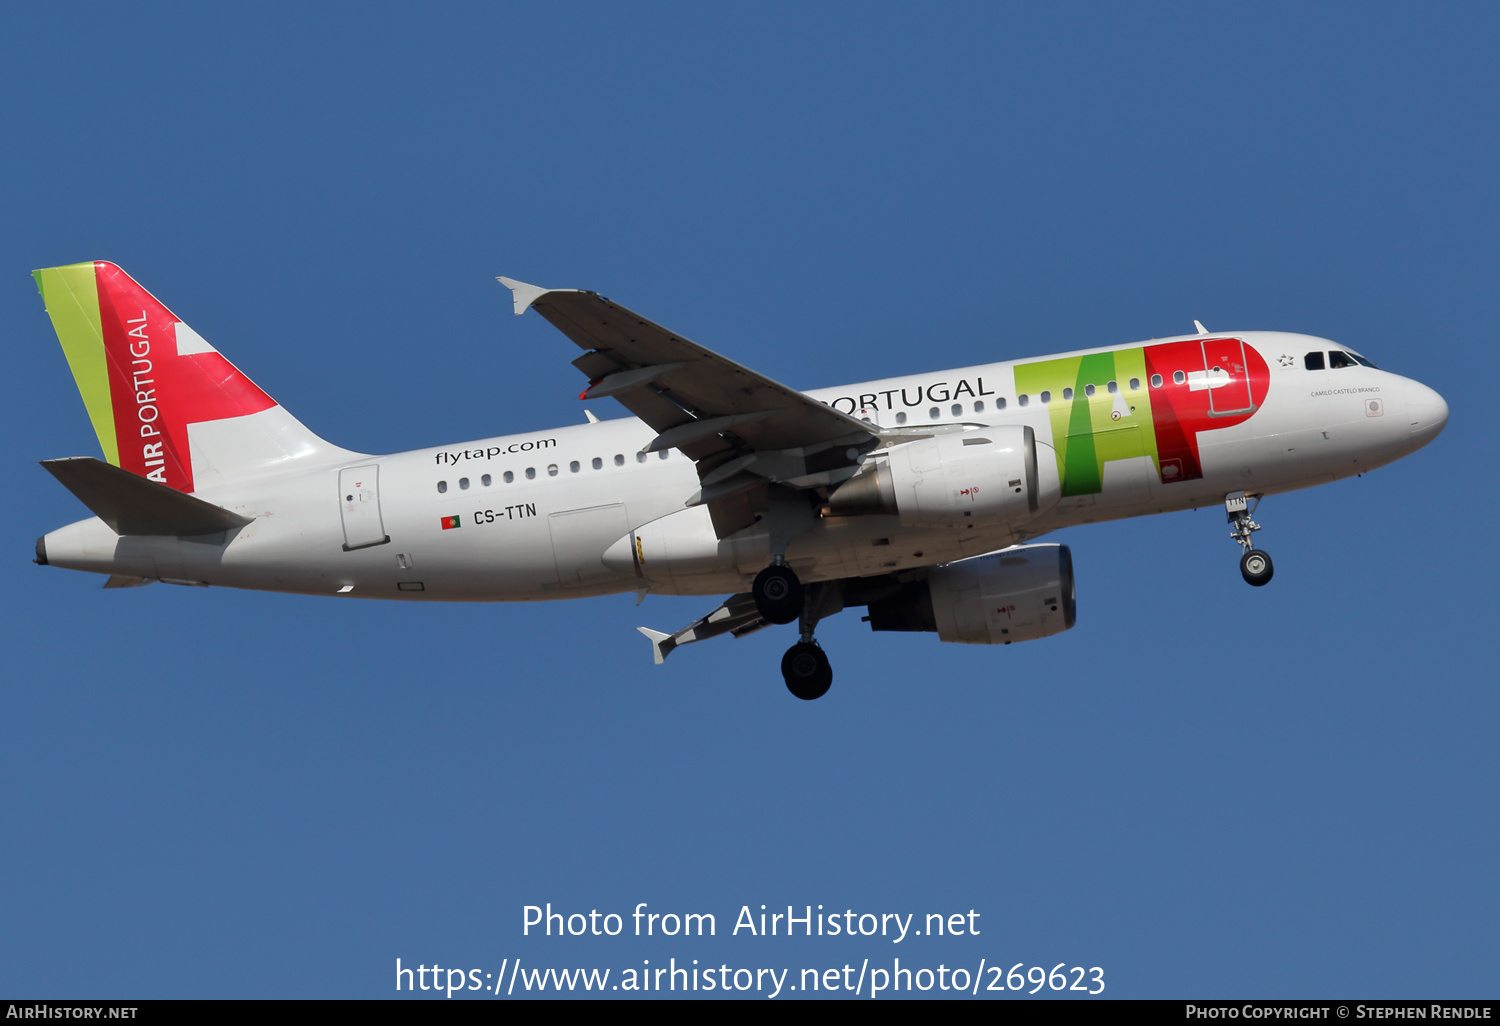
[782,642,832,701]
[752,561,803,624]
[1226,491,1274,587]
[755,563,839,700]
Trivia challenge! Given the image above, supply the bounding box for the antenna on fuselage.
[1193,320,1209,334]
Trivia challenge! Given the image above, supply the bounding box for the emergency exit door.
[339,465,389,550]
[1201,338,1256,416]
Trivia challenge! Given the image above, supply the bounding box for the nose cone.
[1405,380,1449,451]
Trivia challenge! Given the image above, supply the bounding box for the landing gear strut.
[755,558,831,699]
[1226,491,1273,587]
[753,561,803,624]
[778,580,842,700]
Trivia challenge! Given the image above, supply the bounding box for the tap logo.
[1015,338,1270,495]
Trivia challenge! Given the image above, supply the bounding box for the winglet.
[497,276,550,316]
[636,627,672,665]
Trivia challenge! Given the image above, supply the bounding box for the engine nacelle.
[828,426,1061,529]
[865,543,1076,645]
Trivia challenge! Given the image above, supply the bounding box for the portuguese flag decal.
[440,515,461,530]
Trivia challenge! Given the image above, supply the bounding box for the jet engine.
[863,543,1075,644]
[827,426,1061,529]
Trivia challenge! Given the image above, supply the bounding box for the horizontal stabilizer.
[41,457,253,536]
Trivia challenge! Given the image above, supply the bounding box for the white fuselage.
[41,331,1444,599]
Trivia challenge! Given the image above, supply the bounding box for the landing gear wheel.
[1240,549,1274,587]
[753,564,804,625]
[781,642,832,701]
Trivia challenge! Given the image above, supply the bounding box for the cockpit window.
[1348,351,1379,369]
[1328,350,1357,369]
[1304,352,1326,370]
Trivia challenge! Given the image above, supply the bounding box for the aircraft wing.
[500,278,880,534]
[636,592,771,664]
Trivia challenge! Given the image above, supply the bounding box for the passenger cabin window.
[1018,394,1029,407]
[895,412,908,424]
[973,400,985,413]
[525,467,536,479]
[459,477,469,489]
[592,457,603,470]
[547,464,558,476]
[481,474,492,486]
[614,454,624,466]
[569,461,580,473]
[951,403,962,416]
[1130,377,1141,390]
[1085,384,1096,397]
[1062,387,1073,400]
[636,452,647,463]
[1040,390,1052,403]
[1150,374,1163,388]
[503,471,514,483]
[437,480,447,493]
[1305,352,1325,370]
[1172,370,1185,385]
[995,397,1007,410]
[929,407,940,419]
[1107,380,1118,394]
[1328,350,1356,369]
[659,450,669,460]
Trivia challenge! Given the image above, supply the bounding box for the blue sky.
[1,2,1495,999]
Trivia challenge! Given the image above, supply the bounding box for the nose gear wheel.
[1240,549,1274,586]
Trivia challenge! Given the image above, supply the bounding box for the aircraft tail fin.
[33,261,351,494]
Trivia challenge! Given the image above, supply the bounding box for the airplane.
[31,261,1448,699]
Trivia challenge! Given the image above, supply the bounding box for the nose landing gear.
[1226,491,1274,587]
